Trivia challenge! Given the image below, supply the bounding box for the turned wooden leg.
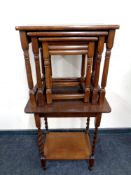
[88,156,95,170]
[84,42,95,102]
[85,117,90,133]
[49,55,52,76]
[40,156,46,169]
[80,54,86,90]
[44,116,48,132]
[34,114,46,169]
[38,128,46,169]
[42,42,52,104]
[88,114,101,170]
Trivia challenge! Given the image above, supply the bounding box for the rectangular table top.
[25,98,111,117]
[15,25,119,31]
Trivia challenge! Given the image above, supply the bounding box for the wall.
[0,0,131,129]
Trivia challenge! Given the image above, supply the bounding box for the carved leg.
[80,54,86,90]
[88,114,101,170]
[44,116,48,132]
[85,117,90,133]
[49,55,52,76]
[86,117,90,133]
[88,156,95,170]
[38,128,46,169]
[34,114,46,169]
[84,42,95,102]
[42,42,52,104]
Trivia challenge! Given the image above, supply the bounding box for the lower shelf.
[44,132,91,160]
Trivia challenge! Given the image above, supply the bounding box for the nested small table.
[25,87,111,169]
[16,25,119,170]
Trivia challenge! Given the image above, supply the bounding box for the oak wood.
[19,31,36,106]
[52,93,84,100]
[39,37,98,42]
[86,117,90,133]
[49,50,88,55]
[44,117,48,131]
[81,54,86,81]
[52,81,80,87]
[34,113,46,169]
[16,25,119,31]
[34,113,41,129]
[40,48,45,77]
[91,114,102,156]
[28,31,108,37]
[52,77,84,87]
[44,132,91,160]
[49,45,88,50]
[42,42,52,104]
[31,37,44,106]
[25,97,111,116]
[99,30,115,104]
[49,55,52,76]
[52,77,85,82]
[92,36,105,104]
[84,42,95,102]
[16,25,119,170]
[40,36,97,103]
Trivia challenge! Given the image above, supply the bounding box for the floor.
[0,129,131,175]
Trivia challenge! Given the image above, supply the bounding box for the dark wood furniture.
[39,36,98,104]
[16,25,119,170]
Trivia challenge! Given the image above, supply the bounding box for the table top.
[15,25,119,31]
[25,98,111,117]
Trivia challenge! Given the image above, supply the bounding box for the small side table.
[25,87,111,170]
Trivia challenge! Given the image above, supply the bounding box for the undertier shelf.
[44,132,91,160]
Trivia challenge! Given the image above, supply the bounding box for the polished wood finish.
[53,81,80,87]
[49,49,88,55]
[52,93,84,100]
[48,45,88,50]
[16,25,119,31]
[84,41,95,102]
[52,77,84,87]
[25,96,111,117]
[39,37,98,42]
[42,42,52,104]
[31,37,44,106]
[28,31,108,37]
[34,114,46,169]
[19,27,115,105]
[92,36,105,104]
[40,37,97,104]
[86,117,90,133]
[99,30,115,104]
[19,31,36,107]
[44,117,48,131]
[44,132,91,160]
[81,54,86,81]
[16,25,119,170]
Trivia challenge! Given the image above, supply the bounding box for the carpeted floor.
[0,130,131,175]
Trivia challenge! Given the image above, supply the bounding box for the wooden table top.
[15,25,119,31]
[25,98,111,117]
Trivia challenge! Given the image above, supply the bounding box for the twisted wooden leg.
[85,117,90,133]
[34,114,46,169]
[88,114,101,170]
[38,128,46,169]
[44,116,48,132]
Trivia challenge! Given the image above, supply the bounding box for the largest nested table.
[25,89,111,170]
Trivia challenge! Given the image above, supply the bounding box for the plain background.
[0,0,131,130]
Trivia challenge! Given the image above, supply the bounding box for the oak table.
[16,25,119,170]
